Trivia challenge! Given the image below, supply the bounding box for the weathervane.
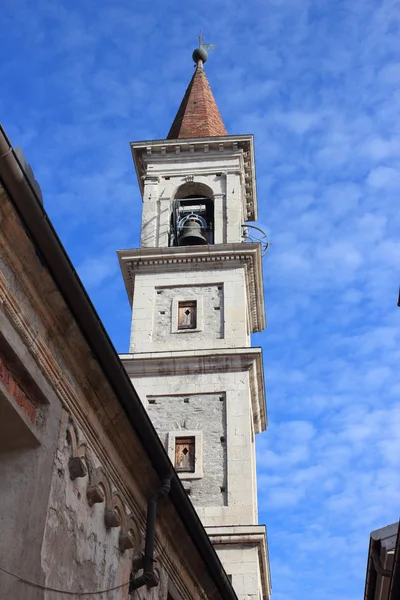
[198,31,216,52]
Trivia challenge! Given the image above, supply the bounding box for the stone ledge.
[118,242,266,334]
[121,347,267,434]
[206,524,271,600]
[131,134,257,221]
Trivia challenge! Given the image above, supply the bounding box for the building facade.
[364,522,400,600]
[119,48,271,600]
[0,125,239,600]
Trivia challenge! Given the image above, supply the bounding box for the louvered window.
[175,437,195,472]
[177,301,197,330]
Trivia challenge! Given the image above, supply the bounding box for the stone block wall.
[214,545,261,600]
[129,267,250,353]
[128,363,258,527]
[148,393,227,507]
[139,154,244,249]
[153,284,224,343]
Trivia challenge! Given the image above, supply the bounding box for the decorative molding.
[131,135,257,221]
[3,259,145,543]
[123,348,267,433]
[66,417,142,554]
[0,270,65,395]
[118,243,265,334]
[0,268,146,529]
[66,420,87,479]
[206,525,271,598]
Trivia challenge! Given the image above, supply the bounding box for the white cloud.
[367,165,400,189]
[76,255,118,289]
[1,0,400,599]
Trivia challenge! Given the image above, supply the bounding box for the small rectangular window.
[177,301,197,330]
[175,437,195,472]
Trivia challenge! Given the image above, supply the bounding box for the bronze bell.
[179,220,207,246]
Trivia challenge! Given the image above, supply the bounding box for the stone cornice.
[130,134,257,221]
[206,525,271,599]
[118,242,266,334]
[120,347,267,433]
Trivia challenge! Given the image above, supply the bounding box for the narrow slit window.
[177,300,197,330]
[175,437,195,472]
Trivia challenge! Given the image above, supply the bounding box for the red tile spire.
[167,50,227,140]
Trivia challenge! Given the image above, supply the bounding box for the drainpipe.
[130,477,172,592]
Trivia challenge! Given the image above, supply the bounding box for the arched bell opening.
[169,182,214,247]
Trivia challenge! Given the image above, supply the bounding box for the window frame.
[174,436,196,473]
[177,300,197,331]
[171,296,204,334]
[167,430,203,480]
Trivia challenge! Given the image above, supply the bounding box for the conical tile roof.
[167,61,227,140]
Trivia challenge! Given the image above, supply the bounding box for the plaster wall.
[40,412,136,600]
[129,268,250,353]
[0,268,62,600]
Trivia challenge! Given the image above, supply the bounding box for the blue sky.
[1,0,400,599]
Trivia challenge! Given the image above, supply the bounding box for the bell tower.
[119,47,271,600]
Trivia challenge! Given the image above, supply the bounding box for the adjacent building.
[364,522,400,600]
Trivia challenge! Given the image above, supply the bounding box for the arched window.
[170,182,214,247]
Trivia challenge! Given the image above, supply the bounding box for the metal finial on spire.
[192,31,216,64]
[192,46,208,64]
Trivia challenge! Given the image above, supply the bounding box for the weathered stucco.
[41,412,134,598]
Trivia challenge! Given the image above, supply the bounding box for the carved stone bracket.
[66,420,87,480]
[66,417,142,554]
[87,466,107,506]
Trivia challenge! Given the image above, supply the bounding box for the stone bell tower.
[118,47,271,600]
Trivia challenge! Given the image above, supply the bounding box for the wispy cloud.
[1,0,399,599]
